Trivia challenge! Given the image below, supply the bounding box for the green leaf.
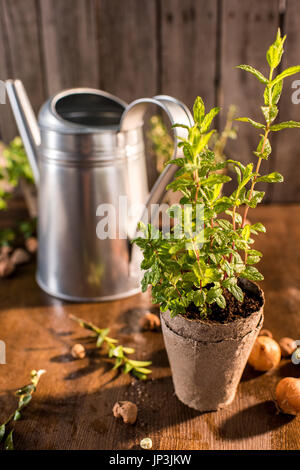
[134,367,152,375]
[4,430,14,450]
[193,96,205,125]
[113,357,123,370]
[271,65,300,86]
[215,294,226,309]
[127,359,152,368]
[237,65,268,84]
[96,335,105,348]
[206,286,222,304]
[200,107,220,133]
[264,80,283,106]
[123,362,133,374]
[193,290,206,307]
[240,266,264,281]
[0,424,5,443]
[261,105,278,124]
[131,371,147,380]
[250,222,266,233]
[235,117,265,129]
[270,121,300,131]
[241,225,251,241]
[18,394,32,409]
[253,135,271,160]
[247,190,265,208]
[256,172,284,183]
[266,30,285,68]
[227,284,244,303]
[13,410,21,421]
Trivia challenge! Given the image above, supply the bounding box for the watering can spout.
[5,79,40,185]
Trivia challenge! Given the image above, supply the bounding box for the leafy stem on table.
[69,315,152,380]
[0,369,46,450]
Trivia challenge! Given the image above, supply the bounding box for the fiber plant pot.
[161,278,264,411]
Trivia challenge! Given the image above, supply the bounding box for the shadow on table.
[13,375,206,450]
[219,400,295,440]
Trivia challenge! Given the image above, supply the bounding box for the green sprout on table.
[0,369,46,450]
[70,315,152,380]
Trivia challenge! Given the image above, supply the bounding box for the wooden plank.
[0,0,45,142]
[39,0,99,95]
[96,0,157,103]
[0,204,299,450]
[160,0,218,111]
[0,0,14,142]
[271,0,300,202]
[220,0,279,201]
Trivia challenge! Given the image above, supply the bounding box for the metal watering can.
[6,80,192,301]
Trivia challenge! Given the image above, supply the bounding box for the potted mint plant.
[134,30,300,411]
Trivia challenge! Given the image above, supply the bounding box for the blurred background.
[0,0,300,204]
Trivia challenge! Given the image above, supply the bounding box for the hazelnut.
[279,337,297,358]
[139,312,161,331]
[71,343,86,359]
[11,248,30,266]
[0,258,15,278]
[258,329,273,338]
[1,245,12,258]
[25,237,38,254]
[113,401,137,424]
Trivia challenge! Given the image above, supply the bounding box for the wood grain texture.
[160,0,218,110]
[96,0,157,103]
[0,0,45,142]
[271,0,300,202]
[0,204,299,450]
[220,0,279,200]
[39,0,99,95]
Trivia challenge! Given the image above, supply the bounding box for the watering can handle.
[120,95,193,233]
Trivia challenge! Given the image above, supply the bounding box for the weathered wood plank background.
[1,0,300,202]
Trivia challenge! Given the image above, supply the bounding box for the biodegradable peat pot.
[161,278,264,411]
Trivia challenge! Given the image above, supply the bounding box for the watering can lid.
[38,88,128,134]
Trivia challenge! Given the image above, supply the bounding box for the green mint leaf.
[237,65,268,84]
[240,266,264,281]
[4,430,14,450]
[227,283,244,303]
[193,96,205,125]
[0,424,5,443]
[235,117,265,129]
[270,121,300,131]
[200,107,220,133]
[256,172,284,183]
[271,65,300,86]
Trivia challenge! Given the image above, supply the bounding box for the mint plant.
[134,30,300,318]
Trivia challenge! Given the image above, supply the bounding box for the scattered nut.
[1,245,12,258]
[25,237,38,254]
[11,248,30,266]
[248,336,281,371]
[113,401,137,424]
[71,343,86,359]
[140,437,152,449]
[0,258,15,278]
[279,337,297,358]
[276,377,300,415]
[258,329,273,338]
[139,312,161,331]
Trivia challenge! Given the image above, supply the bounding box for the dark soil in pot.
[161,278,264,412]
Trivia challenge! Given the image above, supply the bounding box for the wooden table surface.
[0,204,299,450]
